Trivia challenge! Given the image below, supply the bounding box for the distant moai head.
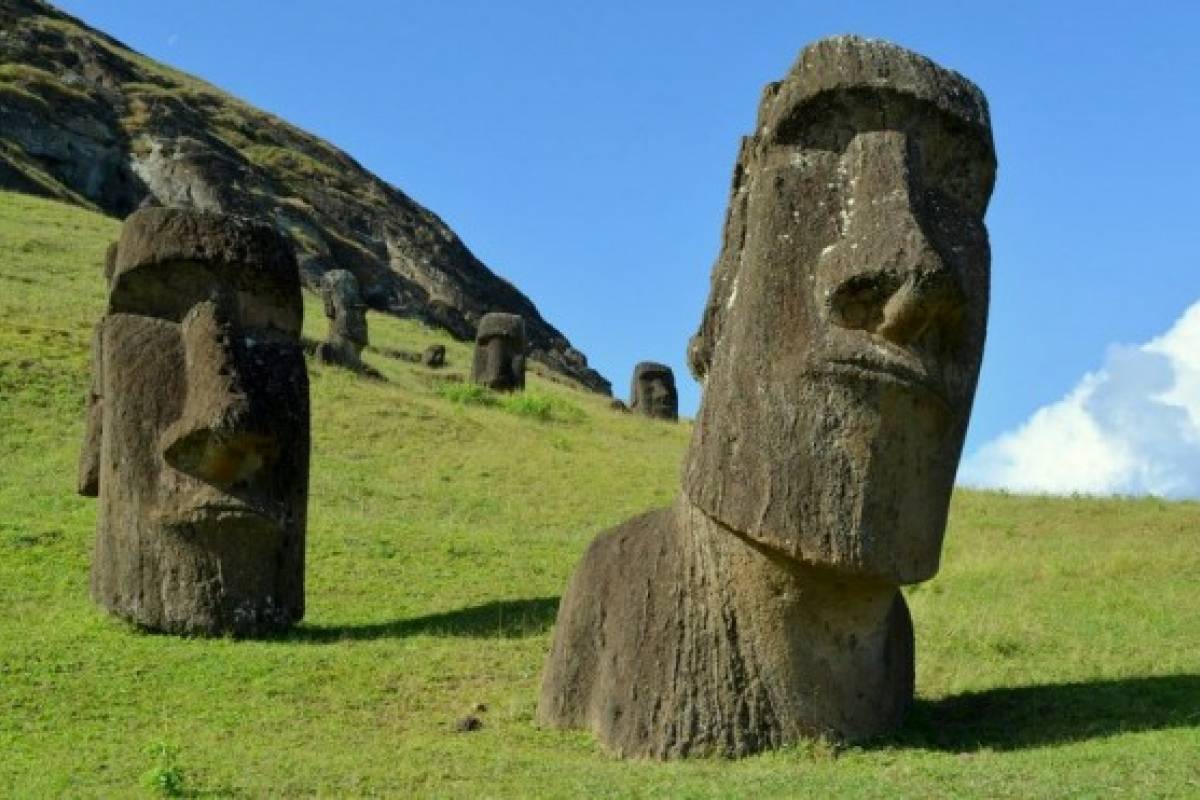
[79,207,310,635]
[423,343,446,368]
[629,362,678,421]
[683,36,996,584]
[472,312,526,391]
[321,269,368,351]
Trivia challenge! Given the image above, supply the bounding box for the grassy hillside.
[1,191,1198,797]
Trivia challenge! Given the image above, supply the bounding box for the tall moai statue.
[540,36,996,757]
[629,361,678,421]
[316,269,368,370]
[78,207,311,636]
[472,312,526,391]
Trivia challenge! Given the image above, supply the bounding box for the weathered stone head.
[629,361,678,421]
[317,268,368,368]
[539,36,996,757]
[78,207,310,635]
[472,312,526,391]
[685,35,995,584]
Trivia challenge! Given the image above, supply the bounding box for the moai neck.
[670,497,914,749]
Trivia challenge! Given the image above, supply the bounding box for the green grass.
[1,190,1198,797]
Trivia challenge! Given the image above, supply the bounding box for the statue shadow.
[287,596,559,644]
[889,674,1200,752]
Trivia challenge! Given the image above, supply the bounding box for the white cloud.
[959,301,1200,498]
[167,33,179,47]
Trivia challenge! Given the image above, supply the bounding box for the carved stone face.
[80,208,309,634]
[472,312,526,391]
[683,37,996,584]
[321,269,368,350]
[630,362,678,421]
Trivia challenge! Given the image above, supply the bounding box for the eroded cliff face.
[0,0,610,393]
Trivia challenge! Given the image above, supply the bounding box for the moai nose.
[161,299,278,488]
[822,131,962,346]
[486,337,510,378]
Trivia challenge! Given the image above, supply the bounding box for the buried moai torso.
[78,207,310,636]
[471,312,526,391]
[629,361,678,421]
[317,269,368,369]
[540,35,995,757]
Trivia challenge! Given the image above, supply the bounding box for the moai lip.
[79,207,310,636]
[472,312,527,391]
[629,361,678,421]
[540,35,995,757]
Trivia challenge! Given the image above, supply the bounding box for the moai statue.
[423,344,446,368]
[471,312,526,391]
[629,361,678,421]
[316,269,368,369]
[540,35,995,757]
[78,207,310,636]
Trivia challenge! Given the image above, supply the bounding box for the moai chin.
[317,269,368,369]
[629,361,678,421]
[540,35,995,757]
[78,207,310,636]
[472,312,526,391]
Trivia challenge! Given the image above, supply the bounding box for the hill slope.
[0,0,610,393]
[2,192,1199,796]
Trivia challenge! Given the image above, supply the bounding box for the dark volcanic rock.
[540,35,996,758]
[0,0,610,393]
[80,207,310,636]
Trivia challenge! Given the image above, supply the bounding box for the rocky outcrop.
[0,0,610,393]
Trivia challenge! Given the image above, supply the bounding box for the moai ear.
[77,322,104,497]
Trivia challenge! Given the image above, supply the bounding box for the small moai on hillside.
[539,35,996,757]
[471,312,526,391]
[316,269,368,370]
[78,207,310,636]
[629,361,678,421]
[423,344,446,368]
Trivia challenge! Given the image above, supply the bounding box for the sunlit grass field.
[1,191,1197,797]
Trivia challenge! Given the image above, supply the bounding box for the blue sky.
[54,1,1200,495]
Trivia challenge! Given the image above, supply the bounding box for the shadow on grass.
[287,596,560,644]
[892,674,1200,751]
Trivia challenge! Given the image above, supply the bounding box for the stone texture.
[79,207,310,636]
[629,361,678,421]
[315,269,368,370]
[472,312,526,391]
[540,35,995,758]
[0,0,610,394]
